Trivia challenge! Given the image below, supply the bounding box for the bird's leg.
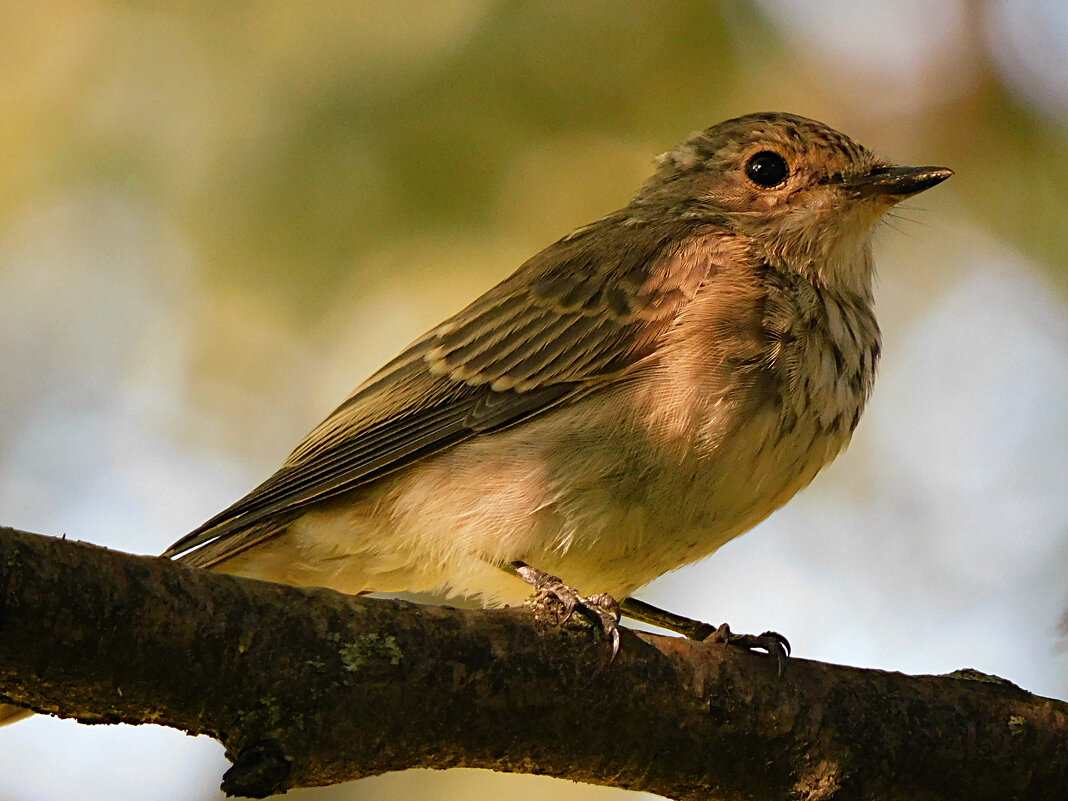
[619,596,791,676]
[510,561,621,658]
[617,597,716,638]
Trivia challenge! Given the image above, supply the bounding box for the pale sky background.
[1,2,1067,800]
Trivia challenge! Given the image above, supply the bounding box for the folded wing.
[166,215,715,566]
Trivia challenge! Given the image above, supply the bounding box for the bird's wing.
[166,217,715,565]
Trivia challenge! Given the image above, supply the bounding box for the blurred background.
[1,1,1066,799]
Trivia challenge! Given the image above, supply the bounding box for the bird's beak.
[842,165,953,200]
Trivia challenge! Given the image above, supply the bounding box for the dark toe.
[706,625,792,676]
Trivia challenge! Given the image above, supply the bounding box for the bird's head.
[635,112,952,296]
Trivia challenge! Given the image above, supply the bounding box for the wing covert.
[166,217,717,564]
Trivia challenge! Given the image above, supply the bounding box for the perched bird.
[163,112,950,653]
[0,113,951,726]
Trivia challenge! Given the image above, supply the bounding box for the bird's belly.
[527,411,847,600]
[280,385,849,605]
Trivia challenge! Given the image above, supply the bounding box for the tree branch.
[1,525,1065,800]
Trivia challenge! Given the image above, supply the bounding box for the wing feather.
[166,216,716,563]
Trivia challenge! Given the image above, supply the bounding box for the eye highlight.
[745,151,789,188]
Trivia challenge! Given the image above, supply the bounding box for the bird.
[162,112,950,653]
[0,115,967,738]
[0,113,951,726]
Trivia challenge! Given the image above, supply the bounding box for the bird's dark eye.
[745,151,789,188]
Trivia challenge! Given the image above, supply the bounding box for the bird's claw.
[534,585,621,659]
[581,592,622,659]
[515,562,621,658]
[615,597,791,675]
[706,623,791,676]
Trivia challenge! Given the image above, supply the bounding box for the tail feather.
[172,517,296,570]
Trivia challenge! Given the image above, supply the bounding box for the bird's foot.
[617,597,790,676]
[512,561,621,658]
[705,623,791,677]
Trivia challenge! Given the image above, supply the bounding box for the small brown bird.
[0,114,952,726]
[0,114,952,734]
[163,112,950,655]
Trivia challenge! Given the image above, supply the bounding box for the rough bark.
[1,525,1065,800]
